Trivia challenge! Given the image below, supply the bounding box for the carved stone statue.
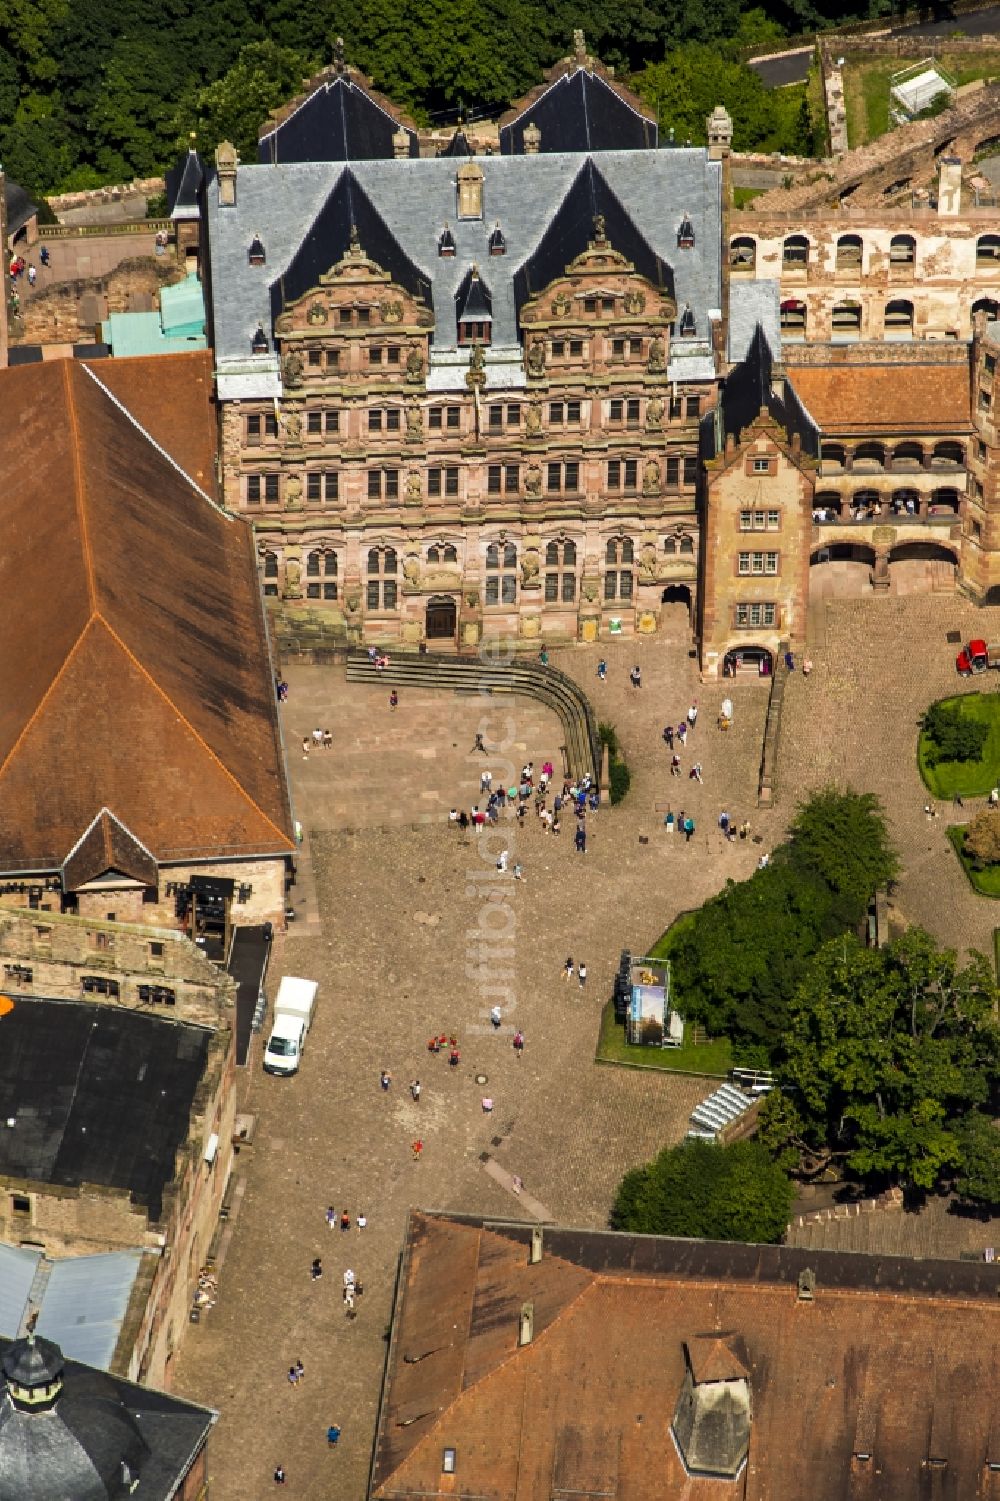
[645,396,664,430]
[283,554,302,598]
[405,347,425,381]
[403,552,421,587]
[551,291,572,317]
[285,475,302,509]
[643,458,661,495]
[307,301,327,325]
[623,289,646,315]
[638,542,658,582]
[405,470,422,503]
[593,214,606,244]
[380,298,403,324]
[284,410,302,442]
[466,342,487,390]
[282,350,303,386]
[525,465,542,497]
[406,405,423,440]
[520,548,541,588]
[647,337,666,374]
[526,341,546,378]
[525,400,543,437]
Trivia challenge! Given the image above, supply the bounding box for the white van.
[262,976,318,1076]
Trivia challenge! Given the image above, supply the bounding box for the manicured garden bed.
[918,693,1000,799]
[947,824,1000,897]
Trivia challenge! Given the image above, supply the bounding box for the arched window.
[604,538,634,600]
[779,299,806,336]
[306,550,338,599]
[832,302,862,338]
[427,546,439,564]
[889,233,915,266]
[729,236,756,271]
[977,234,1000,266]
[852,489,881,517]
[366,548,398,610]
[892,441,923,467]
[891,489,919,517]
[262,550,279,597]
[443,544,458,563]
[782,234,809,267]
[884,299,913,338]
[663,536,677,555]
[973,297,1000,322]
[544,538,578,603]
[933,441,964,467]
[854,442,885,467]
[679,535,694,555]
[485,541,517,605]
[930,487,961,514]
[821,443,846,469]
[836,233,862,270]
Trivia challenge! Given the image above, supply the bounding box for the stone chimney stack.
[523,122,541,155]
[530,1227,543,1264]
[937,154,962,216]
[518,1302,534,1346]
[392,127,410,160]
[706,105,733,161]
[216,141,238,208]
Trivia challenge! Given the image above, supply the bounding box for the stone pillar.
[523,123,541,155]
[392,127,410,160]
[216,142,238,208]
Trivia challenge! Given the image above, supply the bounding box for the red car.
[956,638,1000,675]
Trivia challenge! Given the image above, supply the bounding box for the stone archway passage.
[661,583,692,608]
[425,596,457,641]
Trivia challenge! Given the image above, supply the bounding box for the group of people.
[9,249,47,286]
[450,761,596,852]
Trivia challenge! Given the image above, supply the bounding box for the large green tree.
[182,40,317,160]
[612,1138,794,1243]
[766,929,1000,1190]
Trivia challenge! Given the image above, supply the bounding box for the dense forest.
[0,0,907,196]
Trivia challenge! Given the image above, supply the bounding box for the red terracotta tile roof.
[85,349,218,496]
[788,362,973,435]
[372,1213,1000,1501]
[0,359,294,871]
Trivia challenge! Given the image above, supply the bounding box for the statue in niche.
[593,214,606,243]
[405,470,422,503]
[466,342,487,390]
[624,289,646,314]
[307,301,327,325]
[525,465,542,497]
[647,337,666,374]
[551,291,572,317]
[525,400,543,437]
[284,410,302,442]
[285,476,302,509]
[520,548,541,587]
[646,395,664,429]
[405,347,424,381]
[526,341,546,378]
[283,554,302,598]
[380,299,403,323]
[643,458,661,494]
[638,541,658,581]
[403,552,421,587]
[406,404,423,440]
[282,350,303,386]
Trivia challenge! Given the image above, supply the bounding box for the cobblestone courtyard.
[175,594,1000,1499]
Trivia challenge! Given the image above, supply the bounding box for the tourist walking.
[578,963,587,989]
[327,1425,341,1447]
[629,665,641,689]
[310,1257,323,1280]
[563,957,574,981]
[274,1465,287,1485]
[410,1079,421,1102]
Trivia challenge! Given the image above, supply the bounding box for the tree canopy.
[0,0,868,196]
[611,1137,794,1242]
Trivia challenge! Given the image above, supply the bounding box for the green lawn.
[844,53,1000,147]
[918,693,1000,798]
[947,824,1000,896]
[732,186,765,208]
[595,999,733,1076]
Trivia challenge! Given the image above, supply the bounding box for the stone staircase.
[344,649,603,786]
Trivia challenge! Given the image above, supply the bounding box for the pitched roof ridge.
[78,362,231,519]
[93,613,293,850]
[0,615,98,785]
[63,361,98,615]
[60,806,159,873]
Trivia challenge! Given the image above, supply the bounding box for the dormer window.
[438,224,456,258]
[679,305,696,338]
[248,234,266,267]
[455,265,492,345]
[251,324,269,354]
[488,222,506,257]
[677,215,695,249]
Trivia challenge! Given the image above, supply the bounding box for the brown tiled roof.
[372,1213,1000,1501]
[62,808,159,888]
[84,349,218,496]
[0,359,294,871]
[788,362,973,435]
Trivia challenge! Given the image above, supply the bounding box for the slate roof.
[165,148,204,220]
[257,71,419,163]
[0,1333,215,1501]
[207,149,721,395]
[0,996,210,1221]
[787,360,974,435]
[3,181,37,240]
[705,324,818,460]
[0,359,294,872]
[0,1245,146,1372]
[499,66,657,154]
[372,1212,1000,1501]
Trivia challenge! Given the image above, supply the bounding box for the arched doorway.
[887,540,957,596]
[809,541,876,599]
[723,646,773,679]
[425,595,457,641]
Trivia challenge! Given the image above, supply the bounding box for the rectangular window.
[603,297,615,313]
[735,602,777,627]
[428,407,443,429]
[502,574,516,604]
[569,339,583,357]
[624,459,637,490]
[547,462,561,493]
[683,457,697,485]
[338,308,352,325]
[584,296,598,314]
[666,457,679,486]
[11,1194,30,1215]
[670,395,684,419]
[385,468,399,499]
[608,459,621,490]
[324,472,339,501]
[247,413,261,441]
[987,354,997,375]
[369,410,383,432]
[366,579,379,610]
[488,465,502,495]
[357,307,370,325]
[308,349,323,368]
[428,469,441,497]
[387,409,400,432]
[247,475,261,505]
[767,510,780,529]
[549,401,563,423]
[564,461,579,491]
[626,398,640,427]
[545,573,558,601]
[752,457,771,474]
[505,464,519,493]
[307,411,322,435]
[326,349,341,369]
[612,338,625,358]
[387,346,400,365]
[562,573,576,602]
[979,440,988,461]
[685,395,701,418]
[488,404,503,431]
[551,340,565,356]
[444,467,459,497]
[82,976,120,997]
[507,403,521,427]
[368,470,381,499]
[307,472,322,501]
[326,410,339,433]
[446,406,461,430]
[369,346,384,365]
[485,576,499,605]
[263,474,279,504]
[609,399,623,424]
[150,941,163,958]
[739,510,752,530]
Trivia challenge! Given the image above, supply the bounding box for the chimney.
[518,1301,534,1346]
[523,122,541,155]
[216,141,238,208]
[937,154,962,216]
[530,1227,543,1264]
[706,105,733,161]
[393,127,410,160]
[798,1267,816,1301]
[456,161,484,220]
